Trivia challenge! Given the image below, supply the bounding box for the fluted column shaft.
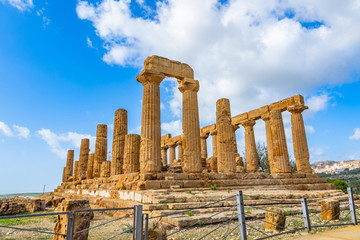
[137,70,165,173]
[179,78,202,173]
[216,98,236,173]
[86,153,94,179]
[288,105,312,173]
[210,130,217,157]
[161,146,168,166]
[270,110,291,173]
[177,142,183,161]
[200,134,209,159]
[100,161,111,178]
[111,109,128,176]
[261,113,274,173]
[74,161,79,181]
[64,150,74,182]
[123,134,141,173]
[79,138,90,180]
[93,124,107,178]
[169,144,176,164]
[241,120,258,172]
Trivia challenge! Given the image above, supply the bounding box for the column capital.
[210,130,217,136]
[233,124,240,131]
[136,69,165,86]
[261,112,271,121]
[178,78,199,93]
[200,133,209,139]
[176,140,182,146]
[287,104,308,114]
[161,145,168,150]
[168,143,176,148]
[240,120,256,128]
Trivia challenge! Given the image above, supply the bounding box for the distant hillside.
[0,193,44,199]
[311,160,360,174]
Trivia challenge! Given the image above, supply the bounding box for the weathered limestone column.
[62,167,67,182]
[233,125,240,154]
[100,161,111,178]
[64,150,74,181]
[200,133,209,159]
[168,144,176,164]
[177,141,183,161]
[270,110,291,173]
[216,98,236,173]
[86,153,94,179]
[111,109,128,176]
[210,130,217,157]
[261,113,274,173]
[123,134,141,174]
[74,161,79,181]
[93,124,108,178]
[179,78,202,173]
[161,146,168,167]
[241,120,258,172]
[136,70,165,173]
[78,138,90,180]
[288,105,313,173]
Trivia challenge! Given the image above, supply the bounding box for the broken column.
[216,98,236,173]
[64,150,74,182]
[179,78,202,173]
[200,133,209,160]
[86,153,94,179]
[74,161,79,181]
[210,130,217,157]
[261,113,274,173]
[161,146,168,167]
[100,161,111,178]
[137,69,165,173]
[78,138,90,180]
[93,124,107,178]
[265,207,286,232]
[270,110,291,173]
[111,109,128,176]
[123,134,141,174]
[168,144,176,164]
[288,105,313,173]
[241,120,259,172]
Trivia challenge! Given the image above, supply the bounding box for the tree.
[327,179,348,193]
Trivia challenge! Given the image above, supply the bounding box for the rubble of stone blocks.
[0,196,45,216]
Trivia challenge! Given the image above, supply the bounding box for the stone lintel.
[143,55,194,79]
[200,124,216,135]
[161,134,172,146]
[231,113,248,125]
[269,95,304,111]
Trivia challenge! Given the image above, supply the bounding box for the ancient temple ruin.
[53,56,337,226]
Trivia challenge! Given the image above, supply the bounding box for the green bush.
[327,179,348,193]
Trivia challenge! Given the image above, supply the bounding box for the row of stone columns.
[161,141,184,166]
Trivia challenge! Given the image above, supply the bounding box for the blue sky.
[0,0,360,194]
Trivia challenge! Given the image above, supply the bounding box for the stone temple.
[53,56,339,226]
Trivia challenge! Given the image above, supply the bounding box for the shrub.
[211,184,217,190]
[327,179,348,193]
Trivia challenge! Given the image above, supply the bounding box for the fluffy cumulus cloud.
[37,128,96,159]
[2,0,33,11]
[12,125,30,139]
[76,0,360,124]
[0,121,31,139]
[350,128,360,140]
[161,120,182,136]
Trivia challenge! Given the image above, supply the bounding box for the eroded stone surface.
[321,200,340,221]
[265,207,286,231]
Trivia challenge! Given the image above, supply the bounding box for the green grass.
[186,211,194,216]
[0,218,40,226]
[210,184,217,190]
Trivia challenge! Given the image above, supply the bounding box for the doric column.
[93,124,107,178]
[241,120,258,172]
[74,161,79,181]
[200,133,209,159]
[111,109,128,176]
[62,167,67,182]
[233,125,239,153]
[100,161,111,178]
[261,113,274,173]
[288,105,313,173]
[210,130,217,157]
[216,98,236,173]
[270,110,291,173]
[64,150,74,181]
[78,138,90,180]
[178,78,202,173]
[177,141,183,161]
[168,144,176,164]
[161,146,168,167]
[136,69,165,173]
[123,134,141,174]
[86,153,94,179]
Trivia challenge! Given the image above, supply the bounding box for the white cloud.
[37,128,96,159]
[2,0,33,11]
[161,120,182,136]
[13,125,30,139]
[0,121,13,137]
[305,125,315,134]
[306,93,331,114]
[350,128,360,140]
[310,146,328,157]
[76,0,360,124]
[86,37,93,48]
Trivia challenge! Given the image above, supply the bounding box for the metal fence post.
[348,187,358,225]
[301,198,311,232]
[236,191,247,240]
[134,205,143,240]
[66,212,73,240]
[144,213,149,240]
